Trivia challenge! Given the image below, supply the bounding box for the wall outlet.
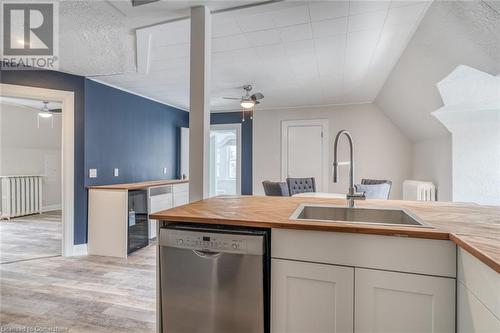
[89,168,97,178]
[113,168,119,177]
[163,167,167,174]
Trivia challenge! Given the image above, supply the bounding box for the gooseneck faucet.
[333,130,365,208]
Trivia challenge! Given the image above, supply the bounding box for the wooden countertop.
[87,179,188,190]
[150,196,500,273]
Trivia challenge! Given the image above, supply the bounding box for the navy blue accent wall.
[1,70,249,244]
[210,112,253,195]
[0,68,87,244]
[84,79,189,188]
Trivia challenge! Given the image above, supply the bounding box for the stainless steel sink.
[290,204,432,228]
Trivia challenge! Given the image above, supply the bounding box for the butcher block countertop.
[150,196,500,273]
[87,179,188,190]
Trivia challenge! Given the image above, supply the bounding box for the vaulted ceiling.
[57,1,430,111]
[375,0,500,141]
[55,0,499,142]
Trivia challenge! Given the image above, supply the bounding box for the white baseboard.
[42,204,62,212]
[72,243,88,256]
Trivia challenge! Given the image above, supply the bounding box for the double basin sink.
[290,204,432,228]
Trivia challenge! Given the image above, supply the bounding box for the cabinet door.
[148,186,173,239]
[172,183,189,207]
[355,268,455,333]
[457,282,500,333]
[173,192,188,207]
[272,259,354,333]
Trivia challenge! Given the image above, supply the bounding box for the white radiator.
[403,180,436,201]
[0,175,43,219]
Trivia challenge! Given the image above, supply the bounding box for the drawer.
[272,229,456,278]
[150,185,172,196]
[150,194,173,213]
[173,182,189,194]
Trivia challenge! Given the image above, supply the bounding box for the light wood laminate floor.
[0,244,156,332]
[1,211,62,264]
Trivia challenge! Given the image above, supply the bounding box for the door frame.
[0,83,75,257]
[210,123,242,196]
[281,119,329,192]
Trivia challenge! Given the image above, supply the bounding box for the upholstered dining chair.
[286,177,316,196]
[355,178,392,199]
[262,181,290,196]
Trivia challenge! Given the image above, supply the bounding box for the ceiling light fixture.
[38,102,53,118]
[240,99,255,109]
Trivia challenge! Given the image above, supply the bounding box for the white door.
[281,119,329,192]
[355,268,455,333]
[272,258,354,333]
[209,124,241,197]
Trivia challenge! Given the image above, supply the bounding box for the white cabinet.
[173,182,189,207]
[272,259,354,333]
[271,229,457,333]
[458,282,500,333]
[148,185,173,239]
[457,248,500,333]
[148,183,190,239]
[355,268,455,333]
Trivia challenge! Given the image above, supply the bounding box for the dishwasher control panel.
[176,235,246,251]
[160,228,264,255]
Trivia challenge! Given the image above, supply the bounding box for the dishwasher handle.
[192,249,222,259]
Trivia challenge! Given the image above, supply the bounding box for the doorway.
[209,124,241,196]
[0,83,75,257]
[281,119,329,192]
[0,97,63,263]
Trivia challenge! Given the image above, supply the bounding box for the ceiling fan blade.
[222,97,242,100]
[49,108,62,113]
[131,0,159,7]
[251,92,264,100]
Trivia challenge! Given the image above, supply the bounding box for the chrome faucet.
[333,130,365,208]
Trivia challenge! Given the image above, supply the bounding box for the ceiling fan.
[38,101,62,118]
[223,85,264,109]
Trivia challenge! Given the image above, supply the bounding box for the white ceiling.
[89,1,431,111]
[375,0,500,141]
[0,97,62,111]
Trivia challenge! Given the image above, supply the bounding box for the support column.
[189,6,211,201]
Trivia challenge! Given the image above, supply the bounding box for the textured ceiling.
[59,1,136,76]
[82,1,430,111]
[375,0,500,142]
[55,0,498,121]
[57,0,261,76]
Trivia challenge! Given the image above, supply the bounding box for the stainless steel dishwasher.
[158,224,270,333]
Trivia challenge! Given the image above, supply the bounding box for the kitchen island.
[151,196,500,333]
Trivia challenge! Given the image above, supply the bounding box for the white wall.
[253,103,412,199]
[412,136,452,202]
[375,0,500,142]
[0,102,62,210]
[374,1,500,202]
